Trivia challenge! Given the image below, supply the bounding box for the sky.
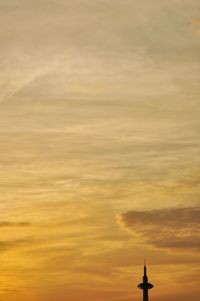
[0,0,200,301]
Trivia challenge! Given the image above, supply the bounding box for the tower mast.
[138,264,154,301]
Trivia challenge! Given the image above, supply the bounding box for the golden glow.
[0,1,200,301]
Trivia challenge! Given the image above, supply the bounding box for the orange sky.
[0,1,199,301]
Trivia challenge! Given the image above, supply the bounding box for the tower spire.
[138,263,154,301]
[144,259,147,277]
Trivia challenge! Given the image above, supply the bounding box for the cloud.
[0,221,31,227]
[0,237,35,252]
[117,207,200,250]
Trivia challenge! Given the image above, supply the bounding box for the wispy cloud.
[0,237,35,252]
[0,221,31,227]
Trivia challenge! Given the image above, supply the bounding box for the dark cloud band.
[118,207,200,250]
[0,221,31,227]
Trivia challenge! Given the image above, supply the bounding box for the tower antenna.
[138,263,153,301]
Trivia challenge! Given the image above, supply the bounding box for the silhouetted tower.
[138,264,154,301]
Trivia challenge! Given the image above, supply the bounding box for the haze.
[0,1,199,301]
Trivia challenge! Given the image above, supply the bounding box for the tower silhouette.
[138,264,154,301]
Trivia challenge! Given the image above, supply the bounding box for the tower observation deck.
[138,264,154,301]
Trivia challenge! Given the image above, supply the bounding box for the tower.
[138,264,154,301]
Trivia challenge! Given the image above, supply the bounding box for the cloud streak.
[0,221,31,227]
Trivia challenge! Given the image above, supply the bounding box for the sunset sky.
[0,1,200,301]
